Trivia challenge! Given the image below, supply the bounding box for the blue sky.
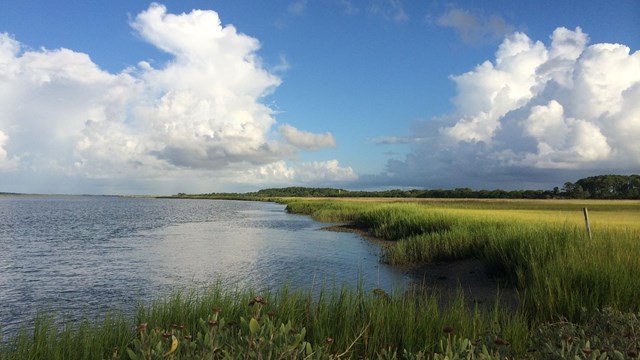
[0,1,638,195]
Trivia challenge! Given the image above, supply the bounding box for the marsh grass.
[0,285,530,359]
[2,313,131,360]
[4,285,638,358]
[284,198,640,321]
[137,288,528,356]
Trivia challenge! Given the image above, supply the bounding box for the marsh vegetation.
[284,198,640,320]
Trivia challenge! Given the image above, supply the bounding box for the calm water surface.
[0,196,408,335]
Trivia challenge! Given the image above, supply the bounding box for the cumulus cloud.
[378,27,640,189]
[279,124,336,150]
[0,32,123,177]
[0,4,352,194]
[437,8,514,45]
[0,130,16,170]
[443,31,548,143]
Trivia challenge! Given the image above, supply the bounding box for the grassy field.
[3,197,640,359]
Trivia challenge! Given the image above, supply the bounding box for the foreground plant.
[529,308,640,360]
[125,295,318,359]
[124,315,509,359]
[123,292,518,359]
[3,287,640,359]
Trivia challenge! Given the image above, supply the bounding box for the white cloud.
[437,8,514,45]
[0,4,356,194]
[279,124,336,150]
[271,54,291,74]
[0,130,16,170]
[237,160,358,184]
[518,100,612,168]
[378,27,640,189]
[443,32,548,143]
[0,32,124,177]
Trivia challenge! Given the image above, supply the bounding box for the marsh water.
[0,196,409,335]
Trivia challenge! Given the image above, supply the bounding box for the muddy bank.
[322,224,519,310]
[407,259,518,310]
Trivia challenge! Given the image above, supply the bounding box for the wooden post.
[583,207,592,239]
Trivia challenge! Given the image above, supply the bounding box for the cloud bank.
[0,4,353,194]
[378,27,640,189]
[237,160,357,184]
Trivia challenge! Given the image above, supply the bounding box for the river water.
[0,196,409,335]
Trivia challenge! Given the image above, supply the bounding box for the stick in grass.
[583,207,592,239]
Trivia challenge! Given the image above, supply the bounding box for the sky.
[0,0,639,195]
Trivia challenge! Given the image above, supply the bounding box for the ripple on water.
[0,197,409,336]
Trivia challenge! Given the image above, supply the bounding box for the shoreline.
[322,223,519,310]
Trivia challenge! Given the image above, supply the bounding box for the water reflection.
[0,197,409,336]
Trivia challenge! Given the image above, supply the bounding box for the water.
[0,196,408,335]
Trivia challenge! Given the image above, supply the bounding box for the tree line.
[172,174,640,200]
[562,174,640,199]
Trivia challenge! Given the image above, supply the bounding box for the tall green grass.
[283,199,369,223]
[283,198,640,321]
[2,313,131,360]
[0,285,531,359]
[134,284,528,355]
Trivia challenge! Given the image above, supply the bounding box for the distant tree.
[451,188,474,198]
[562,182,574,196]
[170,174,639,200]
[573,185,587,199]
[574,175,640,199]
[555,175,639,199]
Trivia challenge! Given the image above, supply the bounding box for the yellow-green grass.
[282,198,640,320]
[283,197,640,227]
